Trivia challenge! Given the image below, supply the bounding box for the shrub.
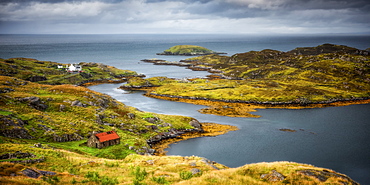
[151,176,169,184]
[179,171,193,180]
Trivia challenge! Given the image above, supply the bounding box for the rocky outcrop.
[0,116,34,139]
[21,168,56,178]
[20,96,48,111]
[260,170,285,182]
[146,119,203,147]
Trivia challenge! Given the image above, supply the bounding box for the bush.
[151,176,169,184]
[131,166,148,182]
[179,171,193,180]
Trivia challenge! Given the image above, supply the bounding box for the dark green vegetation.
[157,45,226,56]
[127,44,370,104]
[0,58,139,85]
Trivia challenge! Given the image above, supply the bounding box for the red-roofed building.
[87,131,120,149]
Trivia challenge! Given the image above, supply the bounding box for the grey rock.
[127,113,135,119]
[260,170,285,182]
[189,119,201,129]
[191,168,201,175]
[59,104,66,111]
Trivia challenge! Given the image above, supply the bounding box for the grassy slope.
[128,44,370,104]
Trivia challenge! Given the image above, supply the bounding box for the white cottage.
[67,64,82,72]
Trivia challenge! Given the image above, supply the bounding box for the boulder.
[191,168,201,175]
[127,113,135,119]
[189,119,201,129]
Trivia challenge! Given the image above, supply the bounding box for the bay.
[1,34,370,183]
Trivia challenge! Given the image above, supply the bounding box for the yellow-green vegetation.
[0,58,138,85]
[129,44,370,105]
[157,45,225,56]
[0,143,359,184]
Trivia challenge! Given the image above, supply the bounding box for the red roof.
[95,131,120,142]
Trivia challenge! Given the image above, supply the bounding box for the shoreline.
[151,122,239,156]
[145,92,370,118]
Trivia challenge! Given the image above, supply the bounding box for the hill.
[157,45,226,56]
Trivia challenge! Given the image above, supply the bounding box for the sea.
[1,34,370,184]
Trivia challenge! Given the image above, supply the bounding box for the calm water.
[1,34,370,183]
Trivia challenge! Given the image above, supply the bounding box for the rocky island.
[156,45,226,56]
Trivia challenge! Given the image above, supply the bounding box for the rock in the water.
[189,119,201,129]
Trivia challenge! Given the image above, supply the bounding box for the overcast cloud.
[0,0,369,34]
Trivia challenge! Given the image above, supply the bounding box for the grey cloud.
[0,0,369,34]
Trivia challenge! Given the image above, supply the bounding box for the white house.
[67,64,82,72]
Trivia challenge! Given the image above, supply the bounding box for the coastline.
[151,122,239,156]
[145,91,370,118]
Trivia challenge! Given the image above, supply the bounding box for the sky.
[0,0,369,34]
